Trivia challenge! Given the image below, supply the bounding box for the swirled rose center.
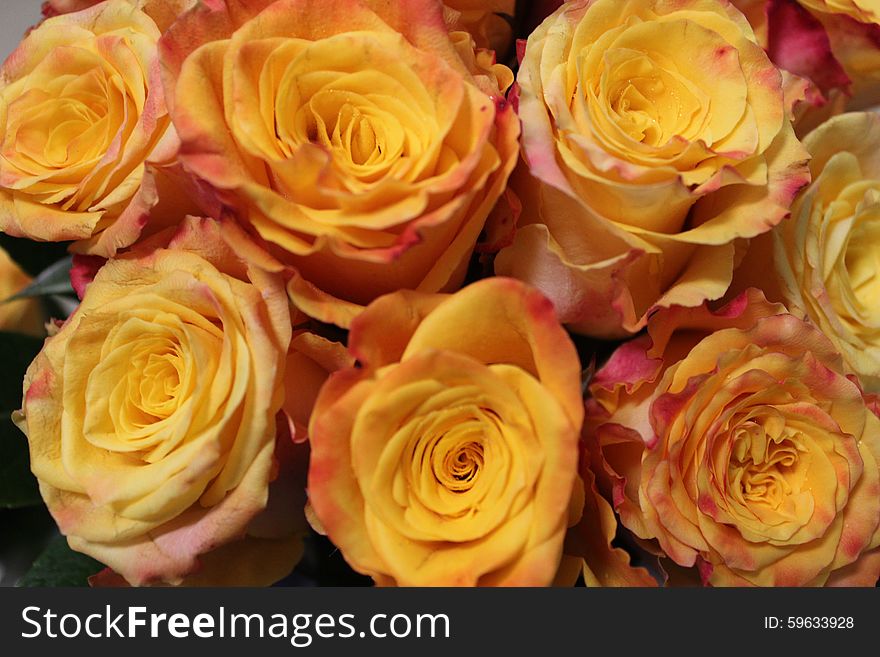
[80,310,224,462]
[2,50,126,196]
[349,351,561,551]
[598,50,705,148]
[134,342,184,421]
[13,68,112,170]
[728,422,801,510]
[436,438,484,492]
[568,12,756,174]
[234,32,457,196]
[304,97,403,170]
[410,406,503,511]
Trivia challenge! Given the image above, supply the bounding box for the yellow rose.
[15,217,345,586]
[585,289,880,586]
[768,112,880,392]
[160,0,519,328]
[0,0,197,256]
[307,278,583,586]
[0,244,43,336]
[495,0,810,338]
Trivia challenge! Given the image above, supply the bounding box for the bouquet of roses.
[2,0,879,588]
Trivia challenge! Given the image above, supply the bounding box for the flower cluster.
[2,0,879,587]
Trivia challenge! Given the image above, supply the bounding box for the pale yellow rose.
[495,0,810,338]
[770,112,880,392]
[15,217,345,586]
[0,0,197,256]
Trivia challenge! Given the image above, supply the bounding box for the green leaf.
[18,535,103,587]
[0,331,44,508]
[2,256,73,303]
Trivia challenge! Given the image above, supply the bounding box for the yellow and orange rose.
[307,278,583,586]
[495,0,810,338]
[0,0,198,256]
[15,217,345,586]
[768,112,880,392]
[159,0,519,328]
[585,289,880,586]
